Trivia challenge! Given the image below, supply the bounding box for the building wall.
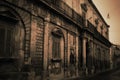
[0,0,32,79]
[81,32,110,74]
[63,0,109,40]
[110,44,120,68]
[0,0,112,80]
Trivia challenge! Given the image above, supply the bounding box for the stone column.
[29,16,37,80]
[82,37,87,74]
[91,41,94,74]
[43,14,50,79]
[76,36,79,76]
[110,48,113,69]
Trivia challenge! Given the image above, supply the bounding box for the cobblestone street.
[87,68,120,80]
[65,68,120,80]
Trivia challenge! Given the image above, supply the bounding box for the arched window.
[0,21,14,57]
[52,28,63,59]
[0,10,24,58]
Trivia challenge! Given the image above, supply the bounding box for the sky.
[92,0,120,45]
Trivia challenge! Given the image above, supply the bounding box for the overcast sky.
[92,0,120,45]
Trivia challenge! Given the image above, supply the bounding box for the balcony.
[85,21,96,34]
[33,0,111,47]
[84,21,111,47]
[35,0,84,28]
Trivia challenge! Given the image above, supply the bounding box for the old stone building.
[0,0,111,80]
[110,44,120,68]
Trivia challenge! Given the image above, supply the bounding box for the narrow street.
[87,68,120,80]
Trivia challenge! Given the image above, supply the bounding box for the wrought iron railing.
[39,0,84,27]
[37,0,111,46]
[87,20,96,33]
[86,20,111,46]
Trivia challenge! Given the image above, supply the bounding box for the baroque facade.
[0,0,111,80]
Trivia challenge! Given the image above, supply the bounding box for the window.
[106,29,108,38]
[0,8,25,62]
[0,24,13,57]
[82,11,86,26]
[95,18,99,26]
[0,28,5,56]
[50,12,56,23]
[52,35,61,59]
[52,28,63,59]
[101,25,103,34]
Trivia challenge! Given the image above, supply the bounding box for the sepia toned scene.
[0,0,120,80]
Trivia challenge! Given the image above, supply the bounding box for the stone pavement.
[62,67,120,80]
[87,67,120,80]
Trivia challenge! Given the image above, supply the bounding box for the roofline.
[88,0,110,28]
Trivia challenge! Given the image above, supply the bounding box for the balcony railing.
[35,0,111,46]
[38,0,84,27]
[87,21,96,33]
[85,21,111,47]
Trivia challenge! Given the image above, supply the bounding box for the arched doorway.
[0,6,25,72]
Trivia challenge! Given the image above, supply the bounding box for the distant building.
[0,0,111,80]
[110,44,120,68]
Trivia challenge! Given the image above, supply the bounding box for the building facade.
[0,0,111,80]
[110,44,120,68]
